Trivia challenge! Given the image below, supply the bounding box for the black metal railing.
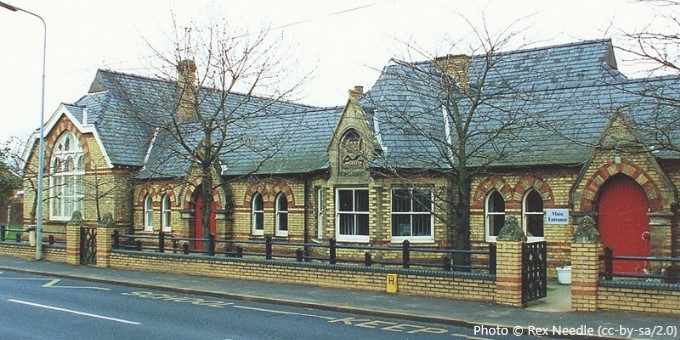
[112,230,496,274]
[43,230,67,247]
[0,225,25,243]
[0,225,67,247]
[600,247,680,283]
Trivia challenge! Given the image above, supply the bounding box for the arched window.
[275,193,288,236]
[49,132,85,220]
[523,189,544,239]
[252,193,264,235]
[161,194,171,232]
[485,190,505,241]
[144,195,154,231]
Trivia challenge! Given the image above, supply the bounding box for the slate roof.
[62,39,677,178]
[363,39,679,169]
[138,105,342,178]
[71,69,324,175]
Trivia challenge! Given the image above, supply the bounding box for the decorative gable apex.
[571,109,677,213]
[327,86,381,180]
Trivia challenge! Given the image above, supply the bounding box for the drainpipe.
[303,176,309,256]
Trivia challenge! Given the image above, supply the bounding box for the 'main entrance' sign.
[545,209,569,224]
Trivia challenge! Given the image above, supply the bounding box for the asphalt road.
[0,271,548,340]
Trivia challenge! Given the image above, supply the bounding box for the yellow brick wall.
[229,177,306,242]
[107,251,496,302]
[663,162,680,256]
[0,243,66,263]
[598,286,680,315]
[22,120,133,234]
[570,243,600,311]
[470,170,578,277]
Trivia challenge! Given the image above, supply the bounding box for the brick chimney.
[434,54,470,92]
[348,85,363,99]
[177,59,197,121]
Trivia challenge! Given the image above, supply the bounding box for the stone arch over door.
[579,161,663,212]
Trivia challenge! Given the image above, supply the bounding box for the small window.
[485,190,505,241]
[275,193,288,236]
[336,188,369,242]
[523,190,544,239]
[161,194,171,232]
[144,195,154,231]
[252,193,264,235]
[391,188,433,242]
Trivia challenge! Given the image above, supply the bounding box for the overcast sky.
[0,0,667,146]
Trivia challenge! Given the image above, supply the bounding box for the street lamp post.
[0,1,47,260]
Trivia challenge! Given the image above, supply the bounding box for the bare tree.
[366,18,542,259]
[616,0,679,75]
[613,0,680,155]
[85,155,119,223]
[105,18,309,239]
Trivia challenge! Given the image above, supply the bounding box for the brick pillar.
[495,240,524,307]
[571,215,601,312]
[65,211,85,266]
[495,216,526,308]
[96,213,114,268]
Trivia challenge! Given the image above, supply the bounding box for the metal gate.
[80,227,97,265]
[522,241,547,305]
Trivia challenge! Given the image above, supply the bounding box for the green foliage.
[0,146,21,207]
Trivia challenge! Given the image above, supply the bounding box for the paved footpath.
[0,256,677,340]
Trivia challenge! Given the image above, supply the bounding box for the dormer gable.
[327,86,381,180]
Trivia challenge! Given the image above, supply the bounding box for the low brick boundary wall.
[109,250,496,302]
[0,242,66,263]
[598,281,680,315]
[570,222,680,316]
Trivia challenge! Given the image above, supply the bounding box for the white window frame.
[161,194,172,232]
[49,132,85,221]
[335,188,369,243]
[317,188,324,239]
[522,189,544,241]
[275,193,288,237]
[485,190,505,242]
[251,193,264,236]
[144,194,154,232]
[391,188,434,243]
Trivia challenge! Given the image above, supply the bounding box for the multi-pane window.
[161,194,171,232]
[144,195,153,231]
[336,188,369,242]
[391,188,433,241]
[485,190,505,241]
[252,193,264,235]
[523,189,544,239]
[276,193,288,236]
[50,133,84,220]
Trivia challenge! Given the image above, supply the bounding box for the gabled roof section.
[362,39,678,169]
[137,106,342,179]
[75,69,321,170]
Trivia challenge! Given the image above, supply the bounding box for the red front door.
[597,174,651,274]
[194,195,216,251]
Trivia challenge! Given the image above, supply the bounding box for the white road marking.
[0,278,55,280]
[233,305,335,320]
[42,278,110,291]
[8,299,140,325]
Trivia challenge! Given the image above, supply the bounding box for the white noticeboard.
[545,209,569,224]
